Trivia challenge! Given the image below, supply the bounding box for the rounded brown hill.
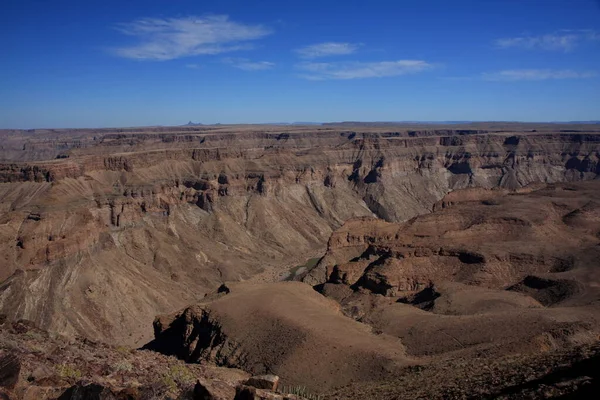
[144,281,408,392]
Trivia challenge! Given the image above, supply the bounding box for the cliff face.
[0,126,599,345]
[304,181,600,293]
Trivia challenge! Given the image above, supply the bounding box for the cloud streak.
[113,15,272,60]
[297,60,433,80]
[295,42,360,58]
[495,30,599,51]
[222,58,275,71]
[482,69,597,81]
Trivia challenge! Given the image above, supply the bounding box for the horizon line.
[2,120,600,131]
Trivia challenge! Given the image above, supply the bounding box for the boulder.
[58,384,116,400]
[193,379,235,400]
[57,383,139,400]
[234,386,257,400]
[193,380,215,400]
[0,352,20,389]
[28,365,53,384]
[245,375,279,391]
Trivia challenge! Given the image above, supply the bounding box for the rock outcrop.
[244,375,279,392]
[303,181,600,360]
[0,316,254,400]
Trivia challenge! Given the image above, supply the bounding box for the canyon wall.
[0,127,599,345]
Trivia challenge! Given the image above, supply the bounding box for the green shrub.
[167,364,196,385]
[159,364,196,397]
[56,364,82,380]
[161,375,178,396]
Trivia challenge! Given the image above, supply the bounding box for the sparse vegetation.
[161,375,178,396]
[167,364,196,385]
[160,364,196,396]
[281,385,322,400]
[23,330,44,341]
[115,345,132,355]
[112,360,134,372]
[56,363,83,380]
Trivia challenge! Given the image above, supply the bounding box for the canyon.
[1,123,600,398]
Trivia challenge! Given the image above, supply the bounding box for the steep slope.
[327,342,600,399]
[0,126,600,345]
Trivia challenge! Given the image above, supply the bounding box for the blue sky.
[1,0,600,128]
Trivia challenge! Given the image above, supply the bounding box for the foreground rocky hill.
[0,317,313,400]
[1,124,600,345]
[1,309,599,399]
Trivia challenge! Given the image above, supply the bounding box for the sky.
[1,0,600,128]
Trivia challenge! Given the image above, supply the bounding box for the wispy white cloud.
[588,30,600,41]
[113,15,272,60]
[295,42,360,58]
[185,63,201,69]
[482,69,597,81]
[495,30,599,51]
[297,60,433,80]
[222,58,275,71]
